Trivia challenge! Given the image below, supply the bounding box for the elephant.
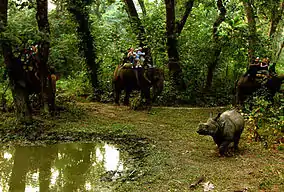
[113,64,164,106]
[235,74,284,105]
[7,50,58,117]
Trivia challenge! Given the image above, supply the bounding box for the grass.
[1,102,283,191]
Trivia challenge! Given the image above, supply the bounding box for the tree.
[36,0,53,111]
[164,0,194,89]
[123,0,146,47]
[123,0,151,58]
[0,0,54,121]
[1,0,33,121]
[137,0,146,16]
[68,0,100,99]
[242,0,257,64]
[267,1,284,62]
[268,1,284,38]
[204,0,226,90]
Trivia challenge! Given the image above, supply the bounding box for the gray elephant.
[236,74,284,105]
[113,64,164,106]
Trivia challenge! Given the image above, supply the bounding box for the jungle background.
[0,0,283,139]
[1,0,283,106]
[0,1,284,191]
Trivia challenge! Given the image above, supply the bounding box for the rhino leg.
[213,136,222,148]
[219,141,231,156]
[233,130,243,151]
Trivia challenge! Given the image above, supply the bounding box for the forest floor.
[0,102,284,191]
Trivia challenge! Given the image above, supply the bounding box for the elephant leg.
[114,88,121,105]
[113,80,121,105]
[124,90,130,106]
[142,87,151,106]
[236,90,245,106]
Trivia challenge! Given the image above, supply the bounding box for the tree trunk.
[68,0,99,99]
[123,0,146,48]
[242,0,257,64]
[1,0,32,121]
[204,0,226,90]
[164,0,194,90]
[275,41,284,62]
[36,0,53,112]
[123,0,155,67]
[0,0,8,27]
[176,0,194,34]
[165,0,183,89]
[268,2,284,62]
[205,48,222,90]
[268,2,284,38]
[137,0,147,16]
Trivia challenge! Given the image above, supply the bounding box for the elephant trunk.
[146,68,164,102]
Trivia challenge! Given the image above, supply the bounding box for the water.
[0,142,131,192]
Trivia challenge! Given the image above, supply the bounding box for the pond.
[0,142,136,192]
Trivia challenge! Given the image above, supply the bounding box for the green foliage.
[2,0,284,107]
[0,81,14,109]
[244,94,284,148]
[56,71,93,102]
[4,7,39,49]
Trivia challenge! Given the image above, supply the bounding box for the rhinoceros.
[197,109,245,156]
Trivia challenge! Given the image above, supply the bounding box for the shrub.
[244,94,284,149]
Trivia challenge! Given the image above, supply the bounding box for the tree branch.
[137,0,146,16]
[123,0,146,47]
[0,0,8,28]
[242,0,257,63]
[213,0,226,41]
[176,0,194,35]
[268,2,284,38]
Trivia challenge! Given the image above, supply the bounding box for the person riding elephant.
[244,56,260,81]
[113,64,164,106]
[258,57,270,76]
[235,74,284,105]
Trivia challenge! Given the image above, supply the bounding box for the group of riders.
[119,46,151,84]
[244,56,277,81]
[6,42,277,87]
[123,47,146,68]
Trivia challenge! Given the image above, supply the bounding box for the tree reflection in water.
[0,142,128,192]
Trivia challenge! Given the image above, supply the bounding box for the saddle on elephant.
[253,71,271,85]
[113,63,151,84]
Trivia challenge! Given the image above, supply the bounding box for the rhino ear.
[214,113,221,121]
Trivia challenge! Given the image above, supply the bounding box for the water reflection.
[0,142,129,192]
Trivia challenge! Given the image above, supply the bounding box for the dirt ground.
[0,102,283,191]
